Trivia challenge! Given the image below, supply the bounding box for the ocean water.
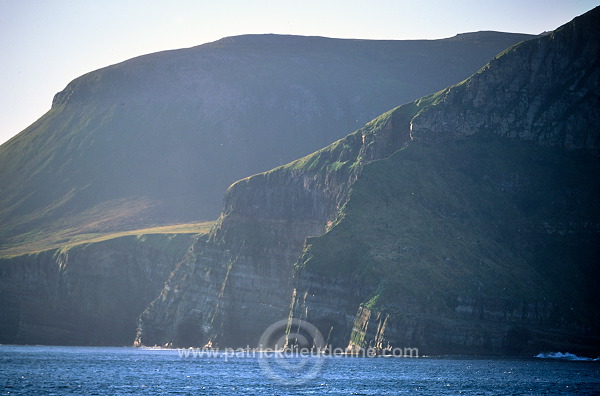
[1,345,599,395]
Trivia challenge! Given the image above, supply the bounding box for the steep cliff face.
[293,135,600,355]
[290,7,600,356]
[136,104,424,347]
[135,114,394,347]
[136,8,600,354]
[409,11,600,150]
[0,234,193,345]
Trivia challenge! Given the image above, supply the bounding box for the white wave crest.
[535,352,600,361]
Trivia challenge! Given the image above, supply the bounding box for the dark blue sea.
[1,345,599,395]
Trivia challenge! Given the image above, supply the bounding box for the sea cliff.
[137,7,600,355]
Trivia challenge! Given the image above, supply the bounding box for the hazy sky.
[0,0,597,145]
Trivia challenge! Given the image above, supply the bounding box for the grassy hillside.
[0,33,533,254]
[299,132,600,329]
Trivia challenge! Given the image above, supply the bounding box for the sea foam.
[535,352,600,361]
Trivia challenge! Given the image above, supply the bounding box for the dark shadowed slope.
[0,32,533,255]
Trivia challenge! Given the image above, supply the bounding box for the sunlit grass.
[0,221,214,258]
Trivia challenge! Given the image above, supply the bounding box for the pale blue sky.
[0,0,597,145]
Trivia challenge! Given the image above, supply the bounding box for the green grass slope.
[300,135,599,326]
[0,32,533,255]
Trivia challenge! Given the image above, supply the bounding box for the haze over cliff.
[0,32,533,256]
[136,7,600,355]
